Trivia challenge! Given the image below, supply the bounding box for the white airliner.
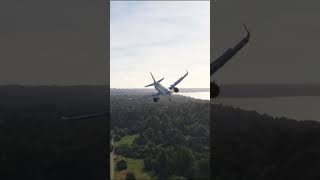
[61,70,188,120]
[130,70,188,102]
[61,25,250,120]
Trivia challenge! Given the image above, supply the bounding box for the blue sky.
[111,1,210,88]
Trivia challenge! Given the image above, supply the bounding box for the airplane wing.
[168,70,188,90]
[129,92,160,100]
[61,111,108,120]
[211,24,250,75]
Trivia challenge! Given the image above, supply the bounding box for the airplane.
[61,71,188,120]
[61,25,250,120]
[211,24,250,98]
[129,70,188,102]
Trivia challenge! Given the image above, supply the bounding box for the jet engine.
[211,81,220,98]
[153,97,159,102]
[173,87,179,93]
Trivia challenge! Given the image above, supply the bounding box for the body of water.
[179,92,210,100]
[214,96,320,121]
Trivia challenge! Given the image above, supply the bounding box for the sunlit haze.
[111,1,210,88]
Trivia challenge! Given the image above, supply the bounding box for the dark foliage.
[125,172,136,180]
[0,86,108,180]
[4,86,318,180]
[212,104,320,180]
[116,159,127,171]
[111,94,210,179]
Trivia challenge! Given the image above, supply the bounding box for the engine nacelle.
[153,97,159,102]
[211,81,220,98]
[173,87,179,93]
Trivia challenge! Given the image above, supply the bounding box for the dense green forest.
[110,94,210,180]
[1,86,320,180]
[212,104,320,180]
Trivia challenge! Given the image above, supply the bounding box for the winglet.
[243,24,250,39]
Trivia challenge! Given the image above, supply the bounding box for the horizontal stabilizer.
[145,82,155,87]
[157,78,164,83]
[145,78,164,87]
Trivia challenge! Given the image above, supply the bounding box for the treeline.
[111,95,210,180]
[212,104,320,180]
[2,86,318,180]
[219,84,320,97]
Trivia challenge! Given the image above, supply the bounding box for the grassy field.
[114,155,154,180]
[115,134,139,148]
[113,134,155,180]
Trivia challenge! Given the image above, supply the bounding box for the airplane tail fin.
[150,72,156,83]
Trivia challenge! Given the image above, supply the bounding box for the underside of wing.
[169,70,188,90]
[211,24,250,75]
[61,111,108,120]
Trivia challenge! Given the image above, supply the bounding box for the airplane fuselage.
[154,82,172,97]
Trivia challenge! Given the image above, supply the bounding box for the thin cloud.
[111,1,210,88]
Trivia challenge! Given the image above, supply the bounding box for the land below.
[110,93,210,180]
[1,85,320,179]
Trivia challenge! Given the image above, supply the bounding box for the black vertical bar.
[106,0,110,179]
[210,0,214,179]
